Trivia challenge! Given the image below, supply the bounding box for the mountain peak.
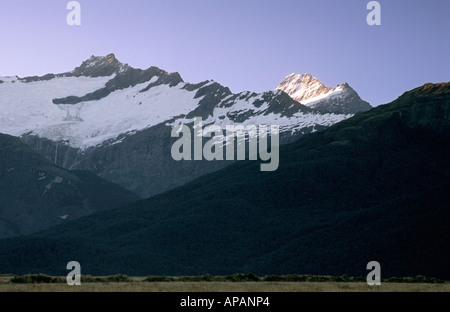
[276,73,333,104]
[283,73,323,87]
[276,73,371,114]
[71,53,128,77]
[85,53,118,65]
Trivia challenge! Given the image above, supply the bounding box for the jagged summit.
[16,53,128,82]
[277,73,334,103]
[70,53,129,77]
[17,53,179,83]
[276,73,372,114]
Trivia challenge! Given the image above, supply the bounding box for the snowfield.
[0,75,205,148]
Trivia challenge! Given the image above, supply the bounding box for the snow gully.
[171,117,279,172]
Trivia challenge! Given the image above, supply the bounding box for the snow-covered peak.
[276,73,336,104]
[276,73,371,114]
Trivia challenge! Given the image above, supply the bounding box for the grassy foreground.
[1,275,449,292]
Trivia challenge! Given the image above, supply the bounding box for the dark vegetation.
[0,134,140,238]
[9,274,131,284]
[7,273,446,284]
[0,83,448,279]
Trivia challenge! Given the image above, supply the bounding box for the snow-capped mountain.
[0,55,348,150]
[276,73,372,114]
[0,54,360,197]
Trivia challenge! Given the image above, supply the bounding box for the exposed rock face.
[69,53,127,78]
[0,133,140,239]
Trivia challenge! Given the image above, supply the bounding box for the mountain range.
[0,82,447,278]
[0,54,370,199]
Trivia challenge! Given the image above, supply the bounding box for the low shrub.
[10,274,64,284]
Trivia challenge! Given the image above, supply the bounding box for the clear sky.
[0,0,448,106]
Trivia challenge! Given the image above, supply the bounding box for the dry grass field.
[0,275,448,292]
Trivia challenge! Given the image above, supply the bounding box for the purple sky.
[0,0,448,106]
